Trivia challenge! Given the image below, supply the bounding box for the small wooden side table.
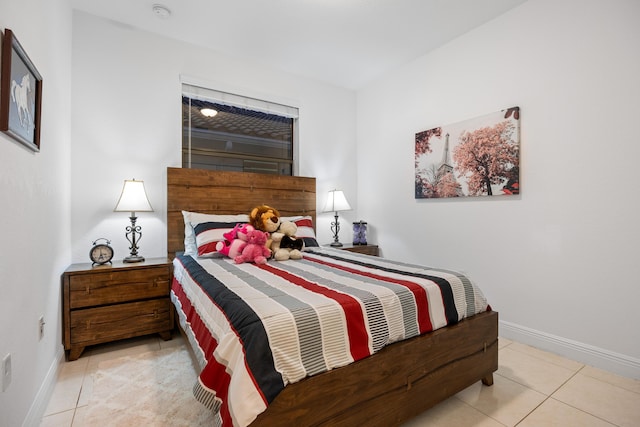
[61,257,173,360]
[332,244,379,257]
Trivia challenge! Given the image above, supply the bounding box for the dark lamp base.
[330,242,343,247]
[123,255,145,263]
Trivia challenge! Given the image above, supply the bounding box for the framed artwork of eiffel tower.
[414,106,520,199]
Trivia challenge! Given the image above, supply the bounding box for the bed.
[166,166,498,427]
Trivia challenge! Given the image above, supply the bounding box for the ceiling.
[71,0,527,90]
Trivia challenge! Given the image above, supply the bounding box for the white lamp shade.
[323,190,351,212]
[114,179,153,213]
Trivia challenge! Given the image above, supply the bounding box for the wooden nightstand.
[334,244,379,257]
[61,257,173,361]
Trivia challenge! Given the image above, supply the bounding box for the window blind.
[182,83,299,119]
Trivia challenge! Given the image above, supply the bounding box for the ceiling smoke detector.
[152,4,171,19]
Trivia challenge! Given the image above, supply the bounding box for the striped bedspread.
[171,247,489,427]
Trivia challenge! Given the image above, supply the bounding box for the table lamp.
[114,179,153,263]
[323,189,351,247]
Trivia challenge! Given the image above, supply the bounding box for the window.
[182,85,298,175]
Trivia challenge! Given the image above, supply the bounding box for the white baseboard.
[22,346,65,427]
[499,320,640,380]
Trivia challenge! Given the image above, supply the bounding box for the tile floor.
[41,335,640,426]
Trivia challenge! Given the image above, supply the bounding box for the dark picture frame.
[0,28,42,152]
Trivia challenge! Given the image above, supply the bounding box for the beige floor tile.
[580,365,640,394]
[553,373,640,427]
[506,341,584,372]
[72,406,87,427]
[498,347,578,395]
[42,366,85,416]
[402,396,505,427]
[518,398,615,427]
[85,335,161,357]
[84,336,161,372]
[498,337,513,349]
[76,371,93,407]
[456,373,546,426]
[159,331,185,350]
[58,356,90,375]
[40,409,74,427]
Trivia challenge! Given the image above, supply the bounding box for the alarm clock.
[90,238,114,265]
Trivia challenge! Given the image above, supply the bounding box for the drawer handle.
[149,310,159,319]
[85,286,91,294]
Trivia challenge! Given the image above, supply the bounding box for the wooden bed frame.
[166,166,498,426]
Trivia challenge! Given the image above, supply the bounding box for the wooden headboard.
[167,167,316,259]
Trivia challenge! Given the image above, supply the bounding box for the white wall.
[70,11,358,264]
[2,0,637,424]
[357,0,640,377]
[2,2,638,424]
[0,0,72,425]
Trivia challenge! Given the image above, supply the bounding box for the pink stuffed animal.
[234,229,271,264]
[216,223,255,258]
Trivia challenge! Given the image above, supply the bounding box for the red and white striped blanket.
[171,247,489,427]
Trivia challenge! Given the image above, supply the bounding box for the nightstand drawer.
[69,298,172,345]
[69,267,170,308]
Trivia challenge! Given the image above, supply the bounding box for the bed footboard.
[251,310,498,427]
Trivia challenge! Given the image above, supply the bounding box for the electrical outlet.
[2,353,11,392]
[39,316,45,340]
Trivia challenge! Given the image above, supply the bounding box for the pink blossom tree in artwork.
[453,121,519,196]
[415,127,442,197]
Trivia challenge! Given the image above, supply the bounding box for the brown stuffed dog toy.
[249,205,303,261]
